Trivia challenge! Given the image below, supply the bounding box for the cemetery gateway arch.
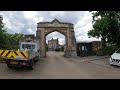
[36,19,77,58]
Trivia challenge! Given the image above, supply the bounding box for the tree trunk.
[101,37,106,48]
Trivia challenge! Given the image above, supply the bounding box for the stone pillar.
[70,30,77,58]
[64,36,69,57]
[36,30,41,53]
[39,28,46,58]
[36,30,40,45]
[64,28,72,58]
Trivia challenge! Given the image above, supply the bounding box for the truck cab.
[19,42,39,52]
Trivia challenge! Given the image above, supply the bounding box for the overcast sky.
[0,11,100,45]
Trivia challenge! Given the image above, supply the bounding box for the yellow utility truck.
[0,34,40,70]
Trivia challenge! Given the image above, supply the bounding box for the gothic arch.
[36,19,77,58]
[45,29,66,37]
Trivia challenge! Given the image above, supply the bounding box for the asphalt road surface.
[0,51,120,79]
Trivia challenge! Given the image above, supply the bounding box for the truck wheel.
[28,66,33,70]
[38,55,40,61]
[37,56,40,61]
[7,64,12,68]
[35,56,39,62]
[28,59,33,70]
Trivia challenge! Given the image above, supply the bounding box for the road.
[0,51,120,79]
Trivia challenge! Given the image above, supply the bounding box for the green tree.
[88,17,110,47]
[0,15,7,49]
[88,11,120,48]
[61,45,64,51]
[0,15,24,50]
[5,33,24,50]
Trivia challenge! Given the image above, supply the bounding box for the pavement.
[70,55,110,63]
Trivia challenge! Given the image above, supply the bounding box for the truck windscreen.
[22,44,35,49]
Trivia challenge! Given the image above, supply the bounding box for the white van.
[109,48,120,66]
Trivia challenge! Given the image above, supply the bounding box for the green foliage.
[88,18,110,38]
[88,11,120,48]
[55,48,61,52]
[98,46,118,55]
[55,46,64,52]
[60,46,64,51]
[0,15,7,49]
[5,33,24,50]
[0,15,24,50]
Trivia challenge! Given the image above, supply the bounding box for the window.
[22,44,35,49]
[82,46,84,51]
[85,46,87,51]
[31,44,35,49]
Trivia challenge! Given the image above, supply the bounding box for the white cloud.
[26,29,34,34]
[0,11,100,44]
[23,11,44,23]
[49,11,65,17]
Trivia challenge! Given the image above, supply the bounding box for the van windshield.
[22,44,35,49]
[116,49,120,53]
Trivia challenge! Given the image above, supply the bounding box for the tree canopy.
[0,15,7,49]
[88,11,120,48]
[0,15,24,50]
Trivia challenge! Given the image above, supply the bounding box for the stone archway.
[36,19,77,58]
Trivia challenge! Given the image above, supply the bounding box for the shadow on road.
[110,64,120,68]
[6,60,41,72]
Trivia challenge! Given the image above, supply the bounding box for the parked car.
[109,48,120,66]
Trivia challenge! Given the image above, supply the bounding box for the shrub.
[61,46,64,51]
[55,48,61,52]
[98,45,118,55]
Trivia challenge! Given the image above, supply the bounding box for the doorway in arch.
[46,31,65,52]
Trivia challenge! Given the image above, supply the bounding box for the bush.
[98,46,118,55]
[4,45,19,50]
[55,48,61,52]
[61,46,64,51]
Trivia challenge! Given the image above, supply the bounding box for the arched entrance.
[46,31,65,52]
[36,19,77,58]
